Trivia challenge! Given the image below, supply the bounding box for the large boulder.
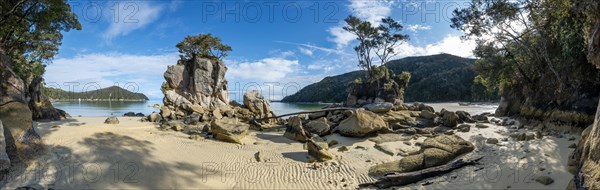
[304,117,330,136]
[0,102,44,162]
[243,90,271,118]
[210,117,249,144]
[369,134,474,177]
[283,116,307,142]
[162,57,229,115]
[336,109,388,137]
[439,109,459,128]
[104,117,119,124]
[307,139,333,162]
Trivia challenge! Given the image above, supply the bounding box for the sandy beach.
[0,114,578,189]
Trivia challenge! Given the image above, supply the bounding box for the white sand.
[0,116,577,189]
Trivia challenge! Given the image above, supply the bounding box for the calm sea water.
[52,101,497,117]
[51,100,329,117]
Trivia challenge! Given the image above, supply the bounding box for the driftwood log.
[360,157,484,188]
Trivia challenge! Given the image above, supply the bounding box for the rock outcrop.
[162,57,229,118]
[28,77,68,121]
[0,102,44,162]
[572,16,600,190]
[368,134,474,177]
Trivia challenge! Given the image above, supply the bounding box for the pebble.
[535,176,554,185]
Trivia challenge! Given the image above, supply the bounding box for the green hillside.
[281,54,498,103]
[44,86,149,101]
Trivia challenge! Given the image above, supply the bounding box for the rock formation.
[572,15,600,189]
[0,48,45,165]
[28,76,68,121]
[336,109,389,137]
[162,57,229,118]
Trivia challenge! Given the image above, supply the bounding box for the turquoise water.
[51,100,329,117]
[52,100,497,117]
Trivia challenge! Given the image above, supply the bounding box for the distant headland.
[44,86,149,102]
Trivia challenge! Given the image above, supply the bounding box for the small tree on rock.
[176,33,232,60]
[342,15,411,106]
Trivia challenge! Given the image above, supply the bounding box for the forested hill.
[44,86,149,101]
[281,54,498,103]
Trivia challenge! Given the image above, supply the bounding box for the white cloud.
[298,47,313,56]
[328,0,393,49]
[226,58,299,81]
[102,2,162,40]
[406,24,432,32]
[392,35,476,59]
[348,0,392,23]
[45,53,179,99]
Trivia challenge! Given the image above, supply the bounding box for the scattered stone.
[419,110,437,120]
[255,151,265,162]
[51,125,61,128]
[472,114,488,122]
[210,117,250,144]
[568,136,576,141]
[123,112,135,117]
[369,133,412,144]
[455,111,475,123]
[535,176,554,185]
[170,122,184,131]
[338,146,349,152]
[212,108,223,120]
[135,112,144,117]
[305,117,330,136]
[440,109,459,128]
[475,123,489,128]
[148,112,161,122]
[337,109,388,137]
[457,124,470,132]
[189,134,203,140]
[569,143,577,148]
[104,117,119,124]
[183,113,201,125]
[160,106,172,120]
[328,140,339,147]
[486,138,499,144]
[307,139,333,162]
[369,135,475,177]
[363,102,394,113]
[308,111,327,120]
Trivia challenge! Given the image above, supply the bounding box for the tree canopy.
[452,0,600,119]
[176,33,232,60]
[343,15,408,77]
[1,0,81,81]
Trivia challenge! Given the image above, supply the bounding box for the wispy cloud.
[102,2,163,41]
[274,41,350,55]
[298,47,313,56]
[406,24,432,32]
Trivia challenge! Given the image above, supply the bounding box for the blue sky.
[45,0,476,101]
